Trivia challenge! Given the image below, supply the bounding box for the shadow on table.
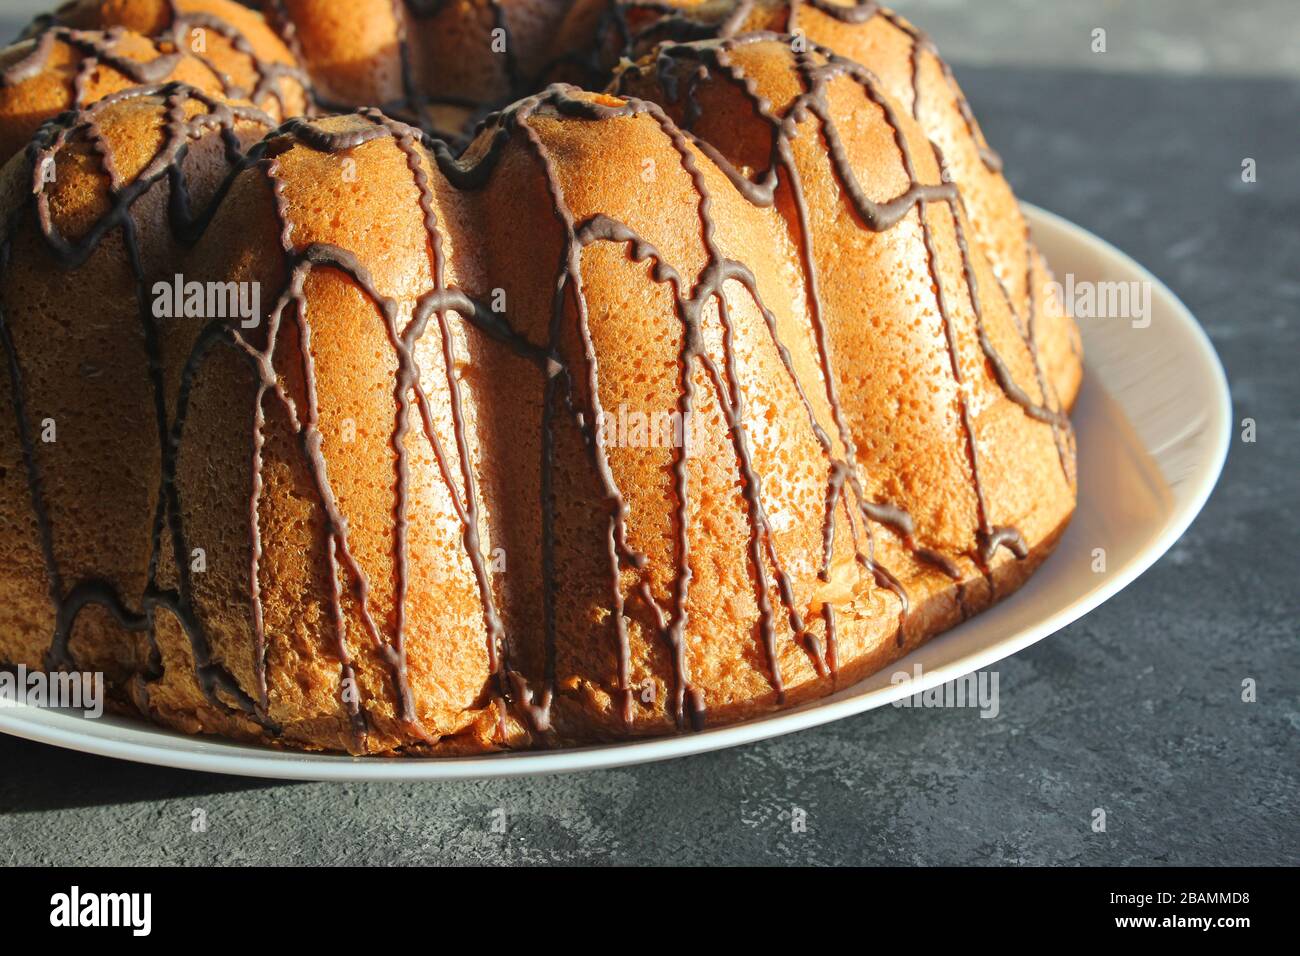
[0,735,291,813]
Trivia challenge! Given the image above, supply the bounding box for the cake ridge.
[16,0,310,116]
[2,81,276,727]
[579,1,1081,406]
[1,26,186,90]
[617,35,1073,552]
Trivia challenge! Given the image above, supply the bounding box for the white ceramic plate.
[0,204,1231,781]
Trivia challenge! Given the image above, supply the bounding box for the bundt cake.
[0,0,1080,755]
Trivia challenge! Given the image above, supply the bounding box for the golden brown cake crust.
[0,4,1079,756]
[0,0,308,165]
[550,0,1084,410]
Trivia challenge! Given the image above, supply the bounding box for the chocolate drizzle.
[583,0,1076,424]
[1,26,184,94]
[1,83,277,725]
[163,2,308,115]
[231,78,938,734]
[0,5,1076,750]
[588,1,1003,172]
[9,1,309,121]
[619,34,1074,591]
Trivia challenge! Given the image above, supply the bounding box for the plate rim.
[0,203,1232,781]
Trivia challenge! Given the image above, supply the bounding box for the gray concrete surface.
[892,0,1300,78]
[0,1,1297,866]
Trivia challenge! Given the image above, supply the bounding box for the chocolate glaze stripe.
[86,83,170,685]
[871,0,1076,462]
[158,323,275,724]
[296,106,513,738]
[748,37,1071,434]
[878,3,1004,173]
[591,0,732,65]
[1022,234,1077,484]
[789,6,1049,395]
[326,536,368,739]
[208,257,367,737]
[703,297,809,684]
[572,215,671,725]
[252,109,580,739]
[737,1,1006,173]
[0,26,184,91]
[102,88,272,723]
[257,246,406,735]
[599,0,1046,389]
[620,43,922,666]
[634,38,935,641]
[885,9,1074,486]
[592,0,999,176]
[626,96,778,715]
[690,38,904,617]
[833,43,1026,569]
[137,87,271,717]
[247,374,269,709]
[935,143,1071,437]
[439,90,744,729]
[331,116,421,733]
[510,105,586,732]
[909,181,1002,567]
[635,578,703,728]
[945,169,1073,483]
[623,37,1007,586]
[149,83,265,712]
[792,41,1063,563]
[260,232,423,728]
[603,4,1068,490]
[161,0,309,113]
[465,86,848,725]
[576,212,834,710]
[360,110,512,713]
[557,142,831,718]
[640,36,1045,572]
[30,85,273,266]
[572,215,690,721]
[11,4,308,119]
[626,91,847,711]
[4,84,275,724]
[746,37,953,621]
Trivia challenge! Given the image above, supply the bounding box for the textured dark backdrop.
[0,1,1296,865]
